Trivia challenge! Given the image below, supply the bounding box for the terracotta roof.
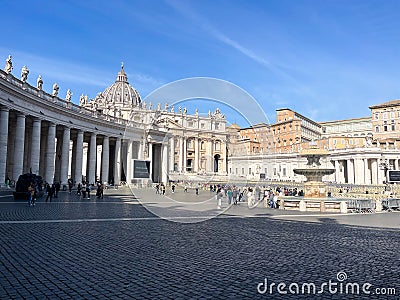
[369,99,400,109]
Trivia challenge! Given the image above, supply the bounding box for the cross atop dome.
[116,63,128,83]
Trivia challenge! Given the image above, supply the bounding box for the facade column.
[13,113,26,180]
[114,137,121,185]
[395,159,399,170]
[88,132,97,184]
[74,130,84,184]
[207,139,213,172]
[30,118,41,175]
[178,136,183,172]
[162,143,168,183]
[183,137,187,173]
[364,158,371,185]
[0,107,9,186]
[101,136,109,184]
[148,142,153,180]
[169,137,175,172]
[334,160,340,183]
[126,140,132,184]
[354,158,364,185]
[60,126,71,185]
[371,159,378,185]
[45,123,56,183]
[138,140,144,160]
[347,159,354,184]
[194,137,199,173]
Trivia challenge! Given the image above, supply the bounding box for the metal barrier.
[347,199,375,213]
[382,198,400,212]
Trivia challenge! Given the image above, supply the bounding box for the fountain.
[293,144,335,199]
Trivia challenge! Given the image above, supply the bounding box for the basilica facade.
[0,56,227,187]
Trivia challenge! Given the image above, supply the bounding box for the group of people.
[76,182,104,199]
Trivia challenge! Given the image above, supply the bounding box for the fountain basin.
[293,168,335,182]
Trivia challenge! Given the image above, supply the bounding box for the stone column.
[13,113,26,180]
[114,137,121,185]
[194,137,199,173]
[45,123,56,183]
[178,136,183,172]
[208,139,213,172]
[354,158,364,185]
[30,118,41,175]
[377,158,385,184]
[148,142,153,179]
[60,126,71,185]
[138,140,144,160]
[183,137,187,173]
[371,159,378,185]
[169,137,175,172]
[162,143,168,184]
[126,140,132,184]
[334,160,340,183]
[101,136,109,184]
[395,159,399,170]
[74,130,84,184]
[0,107,9,186]
[347,159,354,184]
[88,132,97,184]
[364,158,371,185]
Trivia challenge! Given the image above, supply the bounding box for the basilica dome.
[95,65,141,108]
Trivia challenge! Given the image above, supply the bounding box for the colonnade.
[331,157,400,185]
[0,107,152,186]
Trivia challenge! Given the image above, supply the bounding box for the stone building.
[0,56,228,187]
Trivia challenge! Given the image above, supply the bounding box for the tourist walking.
[217,189,223,209]
[81,183,87,199]
[27,182,35,206]
[77,183,82,196]
[227,188,233,205]
[247,188,254,208]
[45,183,53,202]
[55,182,60,198]
[68,179,73,194]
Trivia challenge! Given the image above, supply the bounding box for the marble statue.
[20,66,29,82]
[143,101,146,109]
[164,103,168,111]
[79,94,85,106]
[4,55,12,74]
[195,108,198,116]
[36,75,43,90]
[65,89,72,102]
[157,103,161,111]
[148,102,152,110]
[52,83,59,97]
[170,105,174,113]
[178,106,182,114]
[183,107,187,114]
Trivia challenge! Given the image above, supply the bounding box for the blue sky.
[2,0,400,126]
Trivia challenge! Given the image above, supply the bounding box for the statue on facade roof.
[183,107,187,115]
[178,106,182,114]
[65,89,72,102]
[52,83,59,97]
[164,102,168,111]
[37,75,43,90]
[195,108,198,116]
[79,94,85,106]
[20,66,29,82]
[170,105,174,113]
[4,55,13,74]
[157,103,161,111]
[208,110,211,117]
[148,102,152,110]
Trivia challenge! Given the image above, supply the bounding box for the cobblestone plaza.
[0,188,398,299]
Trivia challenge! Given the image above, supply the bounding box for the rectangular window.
[375,112,379,120]
[283,168,286,176]
[249,168,251,174]
[375,126,379,132]
[242,168,244,175]
[391,120,395,131]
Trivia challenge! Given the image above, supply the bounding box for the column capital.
[16,112,26,118]
[0,106,10,112]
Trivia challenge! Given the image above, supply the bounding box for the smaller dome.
[96,64,141,108]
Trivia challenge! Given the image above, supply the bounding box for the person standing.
[27,183,35,206]
[161,183,166,195]
[45,183,53,202]
[77,183,82,196]
[68,180,73,194]
[247,188,254,208]
[171,184,175,193]
[227,188,233,205]
[55,182,60,198]
[217,189,223,209]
